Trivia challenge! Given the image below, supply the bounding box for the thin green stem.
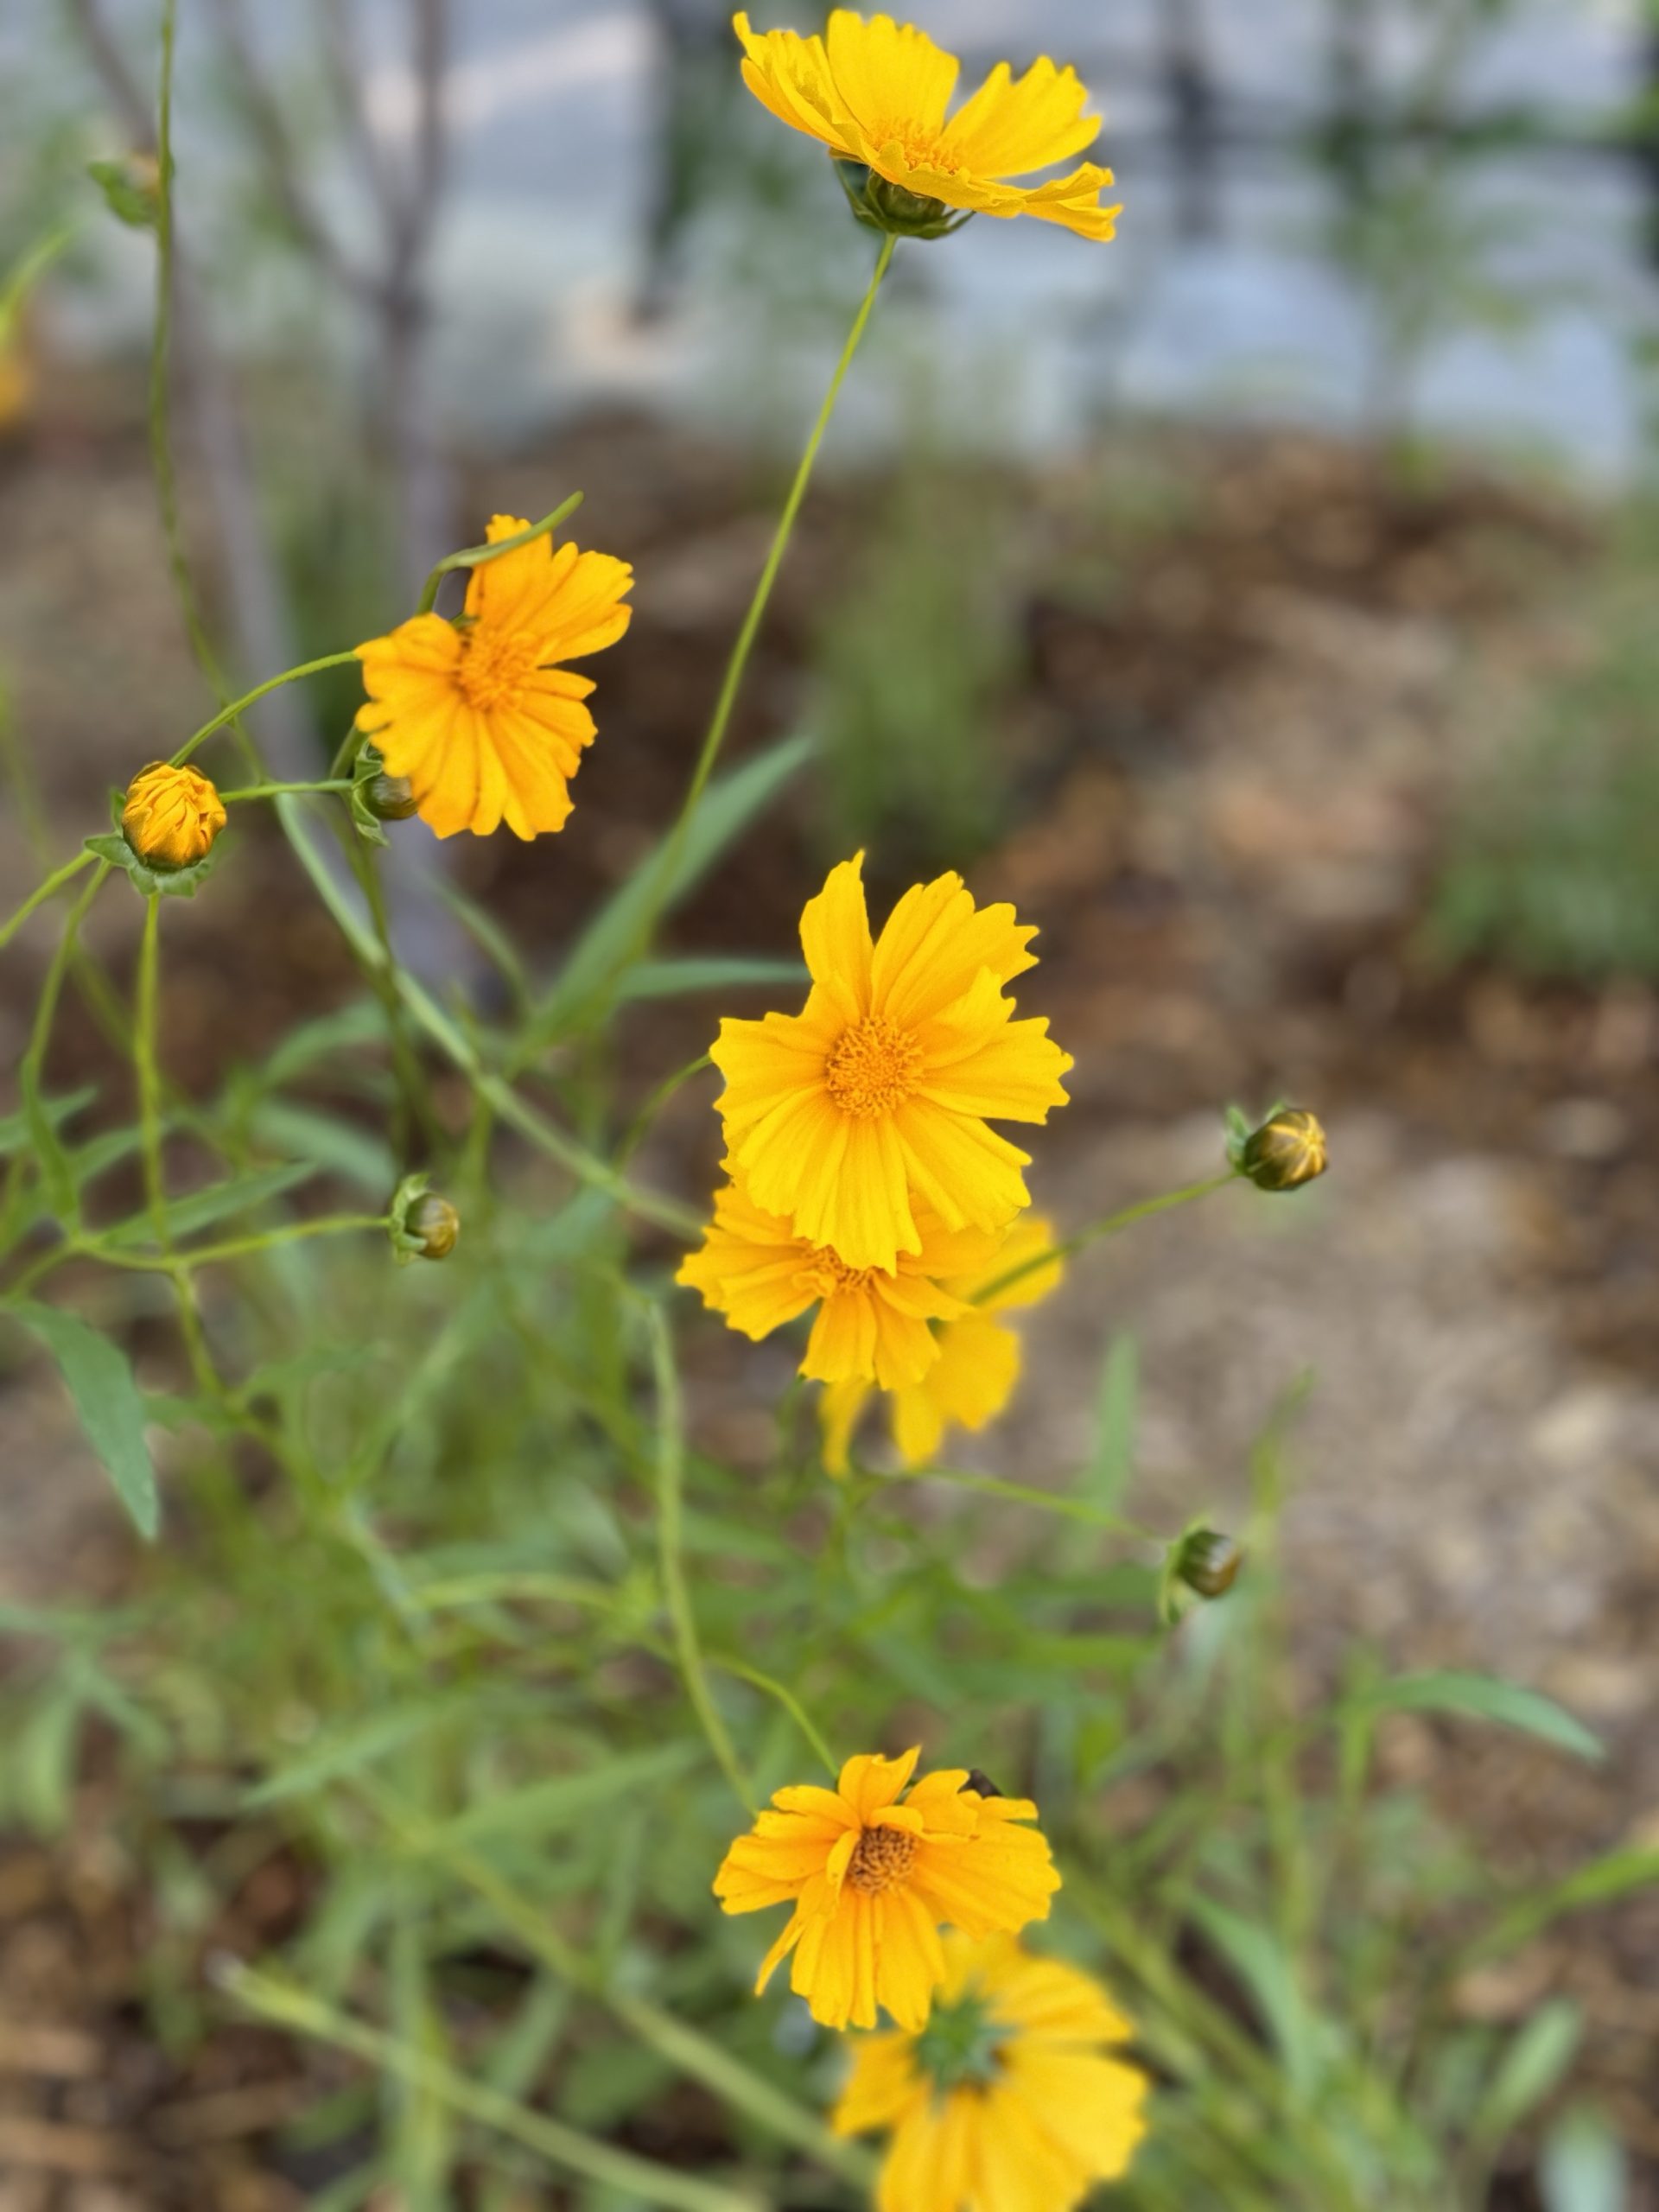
[219,1964,760,2212]
[415,492,585,615]
[875,1464,1156,1541]
[627,234,895,967]
[0,851,96,954]
[10,863,109,1222]
[972,1171,1239,1307]
[87,1214,391,1273]
[172,652,361,767]
[705,1654,838,1777]
[644,1300,754,1814]
[617,1052,712,1166]
[135,900,168,1245]
[216,779,353,803]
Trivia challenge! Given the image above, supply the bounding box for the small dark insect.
[965,1767,1007,1802]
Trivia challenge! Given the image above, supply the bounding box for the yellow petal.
[733,11,856,155]
[869,872,1038,1031]
[892,1096,1031,1234]
[938,55,1101,179]
[823,10,959,142]
[836,1746,920,1819]
[799,852,874,1027]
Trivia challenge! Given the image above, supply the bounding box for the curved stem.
[645,1299,754,1815]
[172,651,361,767]
[972,1171,1239,1308]
[0,850,96,955]
[216,779,353,802]
[415,491,585,615]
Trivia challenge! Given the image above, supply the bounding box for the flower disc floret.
[734,10,1122,244]
[708,855,1072,1275]
[714,1748,1060,2031]
[354,512,632,840]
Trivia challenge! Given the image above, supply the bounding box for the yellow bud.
[121,762,227,871]
[405,1191,460,1260]
[1239,1107,1328,1193]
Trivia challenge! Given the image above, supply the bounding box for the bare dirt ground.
[2,385,1656,2200]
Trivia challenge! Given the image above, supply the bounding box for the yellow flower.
[734,10,1121,244]
[820,1214,1061,1473]
[120,762,227,870]
[715,1748,1059,2032]
[709,855,1071,1276]
[832,1933,1148,2212]
[354,514,632,840]
[677,1175,1007,1389]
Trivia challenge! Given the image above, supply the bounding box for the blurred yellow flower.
[734,10,1121,243]
[709,855,1071,1276]
[832,1932,1148,2212]
[354,514,632,839]
[715,1748,1059,2031]
[121,762,227,871]
[821,1213,1061,1473]
[677,1175,1007,1389]
[0,339,30,434]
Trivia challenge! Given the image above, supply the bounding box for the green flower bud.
[833,159,971,241]
[1234,1106,1329,1193]
[1175,1529,1243,1599]
[362,769,419,821]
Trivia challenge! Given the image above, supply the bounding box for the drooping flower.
[820,1213,1062,1474]
[715,1748,1059,2032]
[120,762,227,870]
[354,514,632,839]
[832,1932,1148,2212]
[677,1175,1007,1389]
[734,10,1121,244]
[709,855,1071,1276]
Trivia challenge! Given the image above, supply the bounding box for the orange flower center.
[875,123,959,177]
[456,625,541,711]
[799,1245,876,1301]
[845,1823,918,1895]
[824,1015,922,1121]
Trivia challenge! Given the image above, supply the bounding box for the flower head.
[734,11,1121,244]
[832,1933,1148,2212]
[709,855,1071,1276]
[821,1213,1062,1473]
[120,762,227,870]
[1236,1104,1328,1193]
[354,514,632,839]
[677,1176,1007,1389]
[715,1749,1059,2031]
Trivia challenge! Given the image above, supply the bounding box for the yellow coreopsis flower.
[832,1933,1148,2212]
[715,1748,1059,2032]
[354,514,632,839]
[734,10,1121,244]
[709,855,1071,1276]
[821,1213,1061,1474]
[120,762,228,870]
[677,1175,1007,1389]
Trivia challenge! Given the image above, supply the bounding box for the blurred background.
[3,0,1659,2204]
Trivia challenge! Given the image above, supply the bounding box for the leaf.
[1471,1999,1582,2151]
[1540,2106,1628,2212]
[260,1001,386,1089]
[428,1742,698,1849]
[1345,1671,1603,1762]
[85,831,223,900]
[86,156,160,231]
[1464,1847,1659,1966]
[251,1102,395,1198]
[614,956,809,1002]
[242,1700,466,1810]
[9,1304,158,1539]
[1186,1896,1331,2097]
[0,1087,97,1159]
[531,732,815,1041]
[100,1163,318,1249]
[1082,1333,1137,1512]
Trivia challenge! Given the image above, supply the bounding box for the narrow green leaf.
[1471,1999,1582,2150]
[260,1000,386,1088]
[1346,1671,1603,1762]
[1464,1847,1659,1966]
[251,1102,395,1197]
[428,1742,698,1848]
[0,1087,97,1158]
[100,1162,318,1248]
[9,1304,159,1539]
[1186,1896,1330,2097]
[1540,2106,1628,2212]
[614,956,809,1002]
[1082,1333,1138,1511]
[243,1700,466,1809]
[533,732,815,1040]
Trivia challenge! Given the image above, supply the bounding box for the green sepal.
[1223,1098,1286,1172]
[832,159,971,241]
[86,156,162,232]
[388,1170,432,1265]
[84,831,223,900]
[349,771,391,848]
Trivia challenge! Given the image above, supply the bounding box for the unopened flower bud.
[121,761,226,870]
[833,159,970,241]
[1176,1529,1243,1599]
[362,769,419,821]
[1238,1107,1328,1193]
[404,1190,460,1260]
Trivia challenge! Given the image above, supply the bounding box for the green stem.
[0,850,96,955]
[617,1052,712,1167]
[171,652,362,768]
[219,1964,760,2212]
[216,779,353,802]
[972,1172,1239,1308]
[415,491,586,615]
[87,1214,391,1272]
[135,900,168,1245]
[628,233,895,963]
[876,1465,1155,1541]
[645,1300,754,1814]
